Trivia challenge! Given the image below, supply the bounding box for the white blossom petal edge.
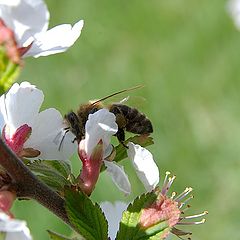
[100,201,127,240]
[0,212,32,240]
[227,0,240,29]
[127,142,159,191]
[85,108,118,157]
[0,81,77,160]
[0,0,84,57]
[104,160,131,195]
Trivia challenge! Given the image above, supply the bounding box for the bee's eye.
[66,112,78,123]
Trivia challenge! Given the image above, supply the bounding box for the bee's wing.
[111,95,147,109]
[91,85,145,107]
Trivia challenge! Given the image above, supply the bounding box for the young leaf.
[116,191,169,240]
[65,189,108,240]
[27,160,75,192]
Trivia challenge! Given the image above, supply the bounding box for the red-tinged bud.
[139,172,208,239]
[78,139,104,195]
[0,191,16,213]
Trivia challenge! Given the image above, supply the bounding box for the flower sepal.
[78,139,104,196]
[116,189,171,240]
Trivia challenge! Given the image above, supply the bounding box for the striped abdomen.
[109,104,153,135]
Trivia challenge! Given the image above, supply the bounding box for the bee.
[64,86,153,147]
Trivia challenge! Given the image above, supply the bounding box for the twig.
[0,137,70,226]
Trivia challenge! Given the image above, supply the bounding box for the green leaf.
[47,230,81,240]
[0,46,20,94]
[65,189,108,240]
[27,160,75,192]
[116,191,169,240]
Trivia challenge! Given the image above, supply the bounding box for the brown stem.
[0,137,70,225]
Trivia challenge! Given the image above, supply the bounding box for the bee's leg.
[72,137,77,143]
[116,128,128,149]
[58,129,70,151]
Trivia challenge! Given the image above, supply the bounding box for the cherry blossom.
[0,81,77,160]
[0,0,83,58]
[78,108,159,195]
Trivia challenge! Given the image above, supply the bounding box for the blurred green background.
[11,0,240,239]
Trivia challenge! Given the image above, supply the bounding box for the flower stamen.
[177,218,206,225]
[181,211,208,220]
[179,195,194,209]
[174,187,193,202]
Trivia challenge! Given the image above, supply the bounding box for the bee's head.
[64,111,82,141]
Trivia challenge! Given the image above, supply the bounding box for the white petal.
[0,212,32,240]
[100,201,127,240]
[0,0,49,46]
[127,142,159,191]
[25,108,77,160]
[0,0,20,6]
[24,20,84,58]
[228,0,240,29]
[104,160,131,194]
[4,82,44,133]
[85,109,118,156]
[0,94,7,132]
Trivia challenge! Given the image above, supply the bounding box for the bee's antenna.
[91,85,143,106]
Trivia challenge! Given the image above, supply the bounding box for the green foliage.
[65,189,108,240]
[0,233,6,240]
[48,230,77,240]
[27,160,75,192]
[116,191,168,240]
[0,56,20,94]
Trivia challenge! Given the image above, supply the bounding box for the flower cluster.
[0,0,84,58]
[78,107,159,195]
[0,0,208,239]
[101,172,208,240]
[0,82,77,160]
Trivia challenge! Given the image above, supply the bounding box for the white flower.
[0,0,84,57]
[227,0,240,29]
[82,109,159,194]
[127,142,159,191]
[0,81,77,160]
[80,109,132,194]
[0,212,32,240]
[100,201,127,240]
